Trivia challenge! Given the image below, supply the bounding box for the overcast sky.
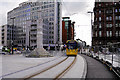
[62,0,95,46]
[0,0,95,46]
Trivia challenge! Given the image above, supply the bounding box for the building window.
[109,9,112,13]
[96,31,97,37]
[106,24,109,28]
[115,23,118,27]
[99,42,101,44]
[106,10,109,13]
[99,4,101,6]
[106,3,108,6]
[110,24,112,27]
[99,11,101,14]
[96,18,97,21]
[106,16,112,21]
[116,31,118,37]
[115,16,118,20]
[106,23,112,28]
[115,9,118,12]
[99,31,102,37]
[99,23,101,28]
[99,17,101,21]
[106,17,109,21]
[95,25,97,28]
[65,22,68,29]
[110,31,112,37]
[107,31,109,37]
[119,31,120,36]
[107,31,112,37]
[109,16,112,21]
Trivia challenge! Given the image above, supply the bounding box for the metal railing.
[83,45,120,77]
[86,47,120,68]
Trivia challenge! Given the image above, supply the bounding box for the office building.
[0,26,2,46]
[0,25,17,48]
[7,0,62,49]
[62,17,75,44]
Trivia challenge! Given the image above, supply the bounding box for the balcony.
[31,26,37,30]
[30,37,37,40]
[30,31,37,34]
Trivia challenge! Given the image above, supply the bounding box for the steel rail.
[1,56,63,78]
[24,57,68,80]
[54,57,77,80]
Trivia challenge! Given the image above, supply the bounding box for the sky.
[0,0,95,46]
[62,0,95,46]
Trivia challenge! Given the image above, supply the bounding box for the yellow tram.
[66,40,79,56]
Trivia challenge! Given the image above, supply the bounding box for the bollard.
[110,67,112,71]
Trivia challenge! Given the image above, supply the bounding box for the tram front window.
[67,43,77,49]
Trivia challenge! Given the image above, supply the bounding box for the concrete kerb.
[80,55,87,79]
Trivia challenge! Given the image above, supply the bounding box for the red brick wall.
[62,21,67,44]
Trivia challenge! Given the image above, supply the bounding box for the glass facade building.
[7,0,62,49]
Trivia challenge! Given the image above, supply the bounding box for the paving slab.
[62,55,87,78]
[0,54,63,78]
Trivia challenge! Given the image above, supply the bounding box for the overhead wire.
[62,0,88,16]
[62,1,72,16]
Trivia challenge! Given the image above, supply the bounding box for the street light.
[10,17,15,54]
[87,11,93,46]
[87,11,93,25]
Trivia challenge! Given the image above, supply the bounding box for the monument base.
[26,48,52,57]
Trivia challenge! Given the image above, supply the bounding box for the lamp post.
[87,11,93,46]
[10,17,15,54]
[29,30,30,50]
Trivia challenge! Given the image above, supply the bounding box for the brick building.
[62,17,75,44]
[92,0,120,46]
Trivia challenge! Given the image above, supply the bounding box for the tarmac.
[81,54,118,79]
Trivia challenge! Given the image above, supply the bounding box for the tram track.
[23,56,76,80]
[2,55,64,78]
[54,56,77,79]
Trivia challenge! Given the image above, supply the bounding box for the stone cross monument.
[28,14,50,57]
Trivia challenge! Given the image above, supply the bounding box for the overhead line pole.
[87,11,93,46]
[10,17,15,55]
